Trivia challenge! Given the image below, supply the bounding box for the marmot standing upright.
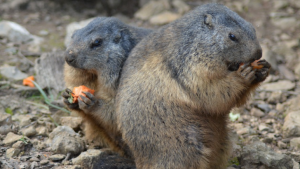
[62,17,152,156]
[116,3,270,169]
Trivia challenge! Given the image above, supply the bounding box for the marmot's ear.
[204,14,213,28]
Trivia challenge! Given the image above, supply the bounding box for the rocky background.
[0,0,300,169]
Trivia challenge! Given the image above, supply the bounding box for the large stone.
[150,11,181,25]
[0,20,43,44]
[0,65,28,81]
[134,0,169,20]
[290,137,300,150]
[240,141,294,168]
[64,18,94,47]
[260,80,295,91]
[20,125,37,137]
[48,126,86,156]
[34,51,65,93]
[5,148,21,158]
[72,148,135,169]
[282,111,300,138]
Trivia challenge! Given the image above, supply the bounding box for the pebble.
[250,108,265,118]
[40,159,49,165]
[49,154,65,162]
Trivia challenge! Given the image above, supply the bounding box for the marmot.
[116,3,270,169]
[62,17,152,156]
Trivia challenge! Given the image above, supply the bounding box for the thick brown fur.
[62,17,152,157]
[116,3,270,169]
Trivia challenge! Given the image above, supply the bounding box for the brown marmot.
[116,3,270,169]
[62,17,152,156]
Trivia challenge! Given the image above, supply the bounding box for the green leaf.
[68,95,73,104]
[229,112,240,122]
[5,108,13,115]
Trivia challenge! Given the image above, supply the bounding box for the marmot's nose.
[65,50,76,63]
[254,48,262,60]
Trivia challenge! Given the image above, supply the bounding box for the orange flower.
[23,76,35,87]
[71,85,95,103]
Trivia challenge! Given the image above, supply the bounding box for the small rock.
[277,141,287,149]
[272,17,298,30]
[150,11,181,25]
[267,91,287,104]
[30,161,39,169]
[134,0,169,20]
[260,80,296,91]
[273,0,289,9]
[36,126,48,136]
[29,157,40,162]
[49,154,65,162]
[21,126,37,137]
[172,0,190,14]
[0,112,12,125]
[40,159,49,165]
[19,163,29,169]
[290,137,300,150]
[3,132,24,145]
[0,20,38,43]
[72,148,134,169]
[294,63,300,79]
[60,117,82,131]
[240,141,294,168]
[256,104,271,113]
[278,64,296,81]
[5,148,20,158]
[20,156,31,161]
[258,124,269,132]
[251,108,265,118]
[0,65,28,81]
[0,124,18,135]
[237,127,250,135]
[282,111,300,138]
[12,141,25,149]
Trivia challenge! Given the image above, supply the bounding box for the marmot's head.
[165,3,261,74]
[65,17,135,73]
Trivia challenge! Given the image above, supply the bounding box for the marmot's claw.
[63,98,79,109]
[78,92,97,113]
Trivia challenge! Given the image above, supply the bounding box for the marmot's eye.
[114,37,121,44]
[91,39,102,48]
[229,33,238,42]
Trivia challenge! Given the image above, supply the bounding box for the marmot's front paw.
[237,63,256,85]
[78,91,97,113]
[62,88,79,110]
[252,59,271,84]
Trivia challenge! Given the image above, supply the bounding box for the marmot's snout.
[254,48,262,61]
[65,50,76,64]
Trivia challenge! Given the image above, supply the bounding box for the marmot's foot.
[253,59,271,84]
[78,91,98,113]
[62,88,79,110]
[237,63,256,85]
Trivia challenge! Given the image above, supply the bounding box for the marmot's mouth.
[227,58,258,71]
